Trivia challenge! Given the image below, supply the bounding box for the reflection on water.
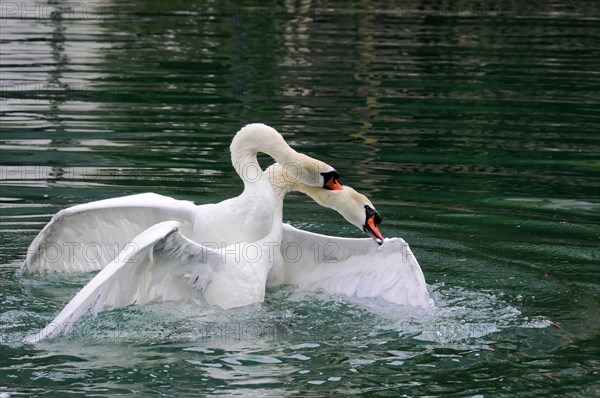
[1,0,599,396]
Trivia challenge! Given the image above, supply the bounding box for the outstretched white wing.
[22,193,198,273]
[25,221,221,343]
[271,224,432,308]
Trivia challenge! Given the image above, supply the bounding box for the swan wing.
[22,193,198,273]
[276,224,432,308]
[25,221,221,343]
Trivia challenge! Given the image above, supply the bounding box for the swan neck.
[265,164,300,199]
[294,184,332,208]
[230,124,298,184]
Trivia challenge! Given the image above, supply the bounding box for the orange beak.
[325,179,343,190]
[366,215,384,245]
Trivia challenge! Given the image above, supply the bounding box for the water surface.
[1,1,599,396]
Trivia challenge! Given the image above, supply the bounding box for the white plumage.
[22,124,432,342]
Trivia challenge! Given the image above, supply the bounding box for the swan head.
[290,153,343,191]
[269,162,384,244]
[307,185,384,245]
[335,187,384,245]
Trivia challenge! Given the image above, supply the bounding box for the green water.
[1,0,599,396]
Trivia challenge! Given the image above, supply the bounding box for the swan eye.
[364,205,382,225]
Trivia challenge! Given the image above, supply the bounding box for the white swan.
[26,164,423,343]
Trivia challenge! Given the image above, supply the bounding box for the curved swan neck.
[294,184,338,208]
[230,124,298,184]
[266,164,332,206]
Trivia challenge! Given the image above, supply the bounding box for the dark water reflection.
[1,0,599,396]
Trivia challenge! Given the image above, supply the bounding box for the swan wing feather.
[277,224,432,308]
[22,193,198,273]
[25,221,220,343]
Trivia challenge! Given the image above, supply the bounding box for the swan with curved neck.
[235,123,382,244]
